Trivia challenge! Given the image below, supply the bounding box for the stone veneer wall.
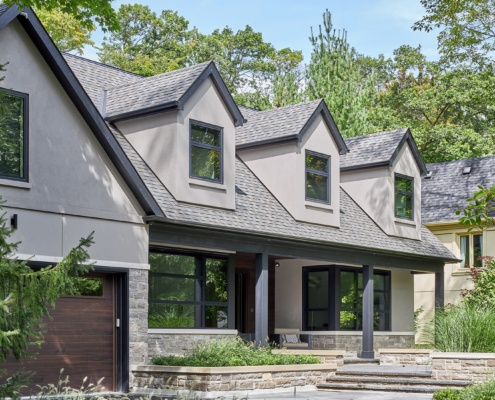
[132,364,337,392]
[129,269,149,366]
[148,332,237,360]
[310,333,415,354]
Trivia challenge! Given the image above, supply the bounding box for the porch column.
[435,271,445,309]
[255,252,269,346]
[361,264,374,359]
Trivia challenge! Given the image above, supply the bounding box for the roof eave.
[392,128,427,175]
[104,101,181,123]
[236,134,300,151]
[0,4,20,30]
[341,160,391,172]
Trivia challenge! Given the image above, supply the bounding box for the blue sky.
[85,0,440,62]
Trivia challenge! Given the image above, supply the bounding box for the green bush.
[429,303,495,353]
[152,337,320,367]
[432,388,463,400]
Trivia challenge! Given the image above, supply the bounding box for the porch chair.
[274,328,312,349]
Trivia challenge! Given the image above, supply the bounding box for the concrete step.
[317,382,465,394]
[327,376,470,387]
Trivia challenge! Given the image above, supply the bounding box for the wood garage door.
[2,273,116,395]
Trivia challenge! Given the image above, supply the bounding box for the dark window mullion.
[191,141,221,151]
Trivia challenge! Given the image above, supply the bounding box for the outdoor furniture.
[274,328,312,349]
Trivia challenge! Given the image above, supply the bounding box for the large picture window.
[148,251,229,328]
[394,174,413,219]
[0,90,28,181]
[305,151,330,203]
[303,266,391,331]
[459,234,483,268]
[190,121,222,183]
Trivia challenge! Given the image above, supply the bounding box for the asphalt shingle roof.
[64,53,143,108]
[66,55,455,262]
[341,129,408,169]
[0,4,7,15]
[104,61,211,119]
[422,156,495,224]
[236,100,323,147]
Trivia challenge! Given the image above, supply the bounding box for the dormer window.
[395,174,413,219]
[305,151,330,203]
[190,121,223,183]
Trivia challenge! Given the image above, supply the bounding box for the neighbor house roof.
[236,100,348,154]
[341,128,427,174]
[422,156,495,224]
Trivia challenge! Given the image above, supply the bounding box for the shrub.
[432,388,463,400]
[429,303,495,353]
[152,337,320,367]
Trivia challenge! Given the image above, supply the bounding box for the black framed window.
[305,151,330,203]
[0,90,28,181]
[303,266,391,331]
[148,251,229,329]
[394,174,413,219]
[459,233,483,268]
[190,121,223,183]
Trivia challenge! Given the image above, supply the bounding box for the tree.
[99,4,192,76]
[0,199,94,398]
[413,0,495,68]
[368,45,495,163]
[35,8,95,54]
[306,10,376,137]
[3,0,118,32]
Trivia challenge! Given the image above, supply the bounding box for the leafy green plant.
[427,303,495,353]
[152,337,320,367]
[432,388,463,400]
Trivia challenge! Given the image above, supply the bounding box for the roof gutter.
[236,134,300,151]
[104,101,181,123]
[340,160,391,172]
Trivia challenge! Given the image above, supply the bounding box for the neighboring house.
[416,156,495,333]
[0,5,457,394]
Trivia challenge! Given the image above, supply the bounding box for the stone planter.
[131,363,337,392]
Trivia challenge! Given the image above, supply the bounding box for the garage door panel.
[1,273,116,394]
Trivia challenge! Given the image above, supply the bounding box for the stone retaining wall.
[379,349,432,365]
[310,332,415,354]
[431,353,495,383]
[131,364,337,392]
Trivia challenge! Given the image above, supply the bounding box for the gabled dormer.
[236,100,348,227]
[107,62,244,210]
[340,129,426,240]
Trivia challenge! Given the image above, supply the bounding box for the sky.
[84,0,440,62]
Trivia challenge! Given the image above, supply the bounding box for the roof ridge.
[344,128,408,142]
[62,52,143,78]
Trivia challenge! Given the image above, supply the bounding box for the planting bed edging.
[131,363,337,392]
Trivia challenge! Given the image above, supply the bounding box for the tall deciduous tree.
[306,10,376,137]
[99,4,192,76]
[413,0,495,68]
[369,45,495,163]
[3,0,118,32]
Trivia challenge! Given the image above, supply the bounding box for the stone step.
[327,376,470,387]
[317,382,464,394]
[337,370,432,378]
[344,358,380,365]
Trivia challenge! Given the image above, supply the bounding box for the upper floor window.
[395,174,413,219]
[0,90,28,181]
[190,121,223,183]
[460,233,483,268]
[148,251,229,329]
[306,151,330,203]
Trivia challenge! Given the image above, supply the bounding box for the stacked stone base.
[132,364,337,392]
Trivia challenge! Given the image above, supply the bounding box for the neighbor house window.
[303,266,391,331]
[395,174,413,219]
[190,121,222,183]
[306,151,330,203]
[0,90,28,181]
[459,234,483,268]
[148,251,229,328]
